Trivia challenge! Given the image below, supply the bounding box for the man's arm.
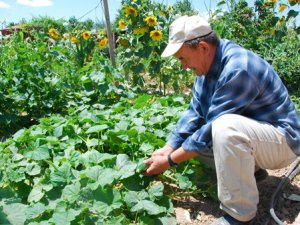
[144,147,198,176]
[167,79,206,150]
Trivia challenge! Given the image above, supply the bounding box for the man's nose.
[181,62,188,70]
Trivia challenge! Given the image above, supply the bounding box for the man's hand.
[144,154,170,176]
[152,145,174,157]
[143,146,198,176]
[143,145,174,176]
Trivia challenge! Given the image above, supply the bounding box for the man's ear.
[198,41,210,53]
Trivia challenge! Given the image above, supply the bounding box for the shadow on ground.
[174,171,300,225]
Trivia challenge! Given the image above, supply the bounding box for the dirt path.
[175,163,300,225]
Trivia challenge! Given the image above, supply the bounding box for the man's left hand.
[144,155,170,176]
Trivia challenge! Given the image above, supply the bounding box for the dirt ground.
[174,162,300,225]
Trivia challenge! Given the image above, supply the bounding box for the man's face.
[174,43,209,76]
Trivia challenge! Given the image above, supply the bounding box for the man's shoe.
[254,169,268,182]
[210,214,254,225]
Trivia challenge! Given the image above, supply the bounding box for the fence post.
[103,0,116,68]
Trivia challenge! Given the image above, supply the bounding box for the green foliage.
[0,30,129,138]
[0,31,72,137]
[291,95,300,114]
[27,16,67,35]
[265,30,300,95]
[115,0,195,94]
[68,17,96,31]
[172,0,198,15]
[1,1,299,223]
[0,96,213,224]
[211,0,300,94]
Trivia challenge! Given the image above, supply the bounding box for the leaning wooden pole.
[103,0,116,68]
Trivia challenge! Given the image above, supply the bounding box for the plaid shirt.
[167,39,300,155]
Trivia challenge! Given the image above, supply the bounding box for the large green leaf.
[3,203,26,225]
[85,124,108,134]
[130,200,165,215]
[115,154,136,179]
[174,173,192,190]
[124,190,148,208]
[7,168,26,182]
[49,208,80,224]
[149,182,164,200]
[24,144,50,161]
[133,95,152,109]
[79,151,115,166]
[25,202,46,220]
[50,163,72,186]
[28,186,44,203]
[94,187,123,215]
[62,182,81,204]
[86,166,117,189]
[25,163,41,176]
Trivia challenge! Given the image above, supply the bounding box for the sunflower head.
[144,16,158,26]
[124,5,138,17]
[99,37,108,49]
[278,4,287,12]
[62,33,69,40]
[150,30,163,41]
[278,17,285,26]
[81,31,91,40]
[118,19,126,29]
[48,28,59,39]
[71,36,79,44]
[133,26,149,35]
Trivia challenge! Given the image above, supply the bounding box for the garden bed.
[175,163,300,225]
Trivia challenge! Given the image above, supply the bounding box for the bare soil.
[174,163,300,225]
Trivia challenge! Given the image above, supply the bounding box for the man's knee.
[212,114,241,141]
[212,114,252,153]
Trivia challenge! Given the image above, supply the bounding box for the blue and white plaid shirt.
[167,39,300,155]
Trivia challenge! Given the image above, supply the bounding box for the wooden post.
[103,0,116,68]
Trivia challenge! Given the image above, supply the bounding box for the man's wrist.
[164,145,174,153]
[167,153,177,167]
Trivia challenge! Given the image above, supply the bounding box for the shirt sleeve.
[166,81,206,150]
[169,69,261,153]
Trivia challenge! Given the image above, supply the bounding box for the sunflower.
[160,10,166,17]
[48,28,59,39]
[144,16,158,26]
[71,36,79,44]
[271,29,277,35]
[269,0,276,3]
[278,4,287,12]
[99,37,108,49]
[150,30,163,41]
[118,19,126,29]
[62,33,69,40]
[119,39,129,47]
[81,31,91,40]
[133,26,149,35]
[124,5,138,17]
[278,17,285,26]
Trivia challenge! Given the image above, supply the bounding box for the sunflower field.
[0,0,299,224]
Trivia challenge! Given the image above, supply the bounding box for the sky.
[0,0,221,27]
[0,0,299,28]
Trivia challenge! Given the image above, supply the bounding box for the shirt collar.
[206,39,222,81]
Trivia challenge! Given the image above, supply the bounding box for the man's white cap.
[161,15,212,57]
